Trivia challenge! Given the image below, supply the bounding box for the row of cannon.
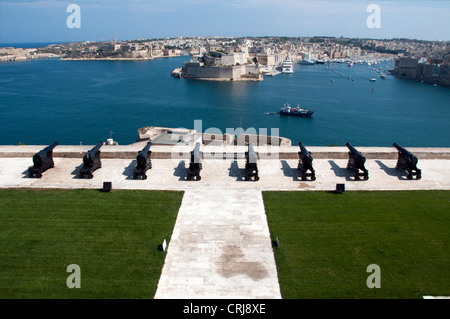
[27,141,422,181]
[297,142,421,181]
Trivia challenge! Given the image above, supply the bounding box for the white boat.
[281,56,294,73]
[369,78,377,82]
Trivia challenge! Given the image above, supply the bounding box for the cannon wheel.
[187,175,192,181]
[143,174,147,180]
[311,176,316,181]
[196,175,201,181]
[255,176,260,181]
[133,173,137,180]
[89,173,94,179]
[245,176,249,181]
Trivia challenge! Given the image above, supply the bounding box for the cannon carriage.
[79,142,103,179]
[346,143,369,180]
[297,142,316,181]
[245,143,259,181]
[187,142,203,181]
[28,141,59,178]
[393,143,421,180]
[133,141,152,180]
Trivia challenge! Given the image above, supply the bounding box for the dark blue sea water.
[0,56,449,147]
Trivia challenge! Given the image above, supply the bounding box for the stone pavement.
[1,157,449,191]
[154,188,281,299]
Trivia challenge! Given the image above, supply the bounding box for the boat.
[369,78,377,82]
[348,62,354,67]
[279,103,313,117]
[314,59,326,64]
[298,59,315,65]
[281,56,294,73]
[380,74,386,79]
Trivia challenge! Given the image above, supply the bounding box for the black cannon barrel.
[247,143,257,164]
[191,142,202,164]
[137,141,152,166]
[393,142,415,158]
[33,141,59,167]
[88,142,103,156]
[297,142,315,181]
[140,141,152,156]
[393,142,421,179]
[84,142,103,165]
[187,142,203,181]
[299,142,313,164]
[45,141,59,152]
[298,142,309,155]
[346,142,360,155]
[346,142,368,180]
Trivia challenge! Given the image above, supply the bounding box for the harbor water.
[0,56,449,147]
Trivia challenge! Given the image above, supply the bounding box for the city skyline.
[1,0,450,44]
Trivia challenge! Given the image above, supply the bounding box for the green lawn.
[263,190,450,299]
[0,189,183,299]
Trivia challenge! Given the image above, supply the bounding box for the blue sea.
[0,56,449,147]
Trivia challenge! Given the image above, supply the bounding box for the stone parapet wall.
[1,145,450,160]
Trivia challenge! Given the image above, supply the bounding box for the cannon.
[133,141,152,180]
[28,141,59,178]
[245,143,259,181]
[297,142,316,181]
[187,142,202,181]
[393,143,421,180]
[79,142,103,179]
[346,143,369,180]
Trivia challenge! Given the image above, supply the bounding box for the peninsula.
[2,36,449,87]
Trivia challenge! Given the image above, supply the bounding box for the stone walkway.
[154,188,281,299]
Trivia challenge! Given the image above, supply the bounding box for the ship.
[281,56,294,73]
[279,103,313,117]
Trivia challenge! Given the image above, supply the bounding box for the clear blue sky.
[1,0,449,43]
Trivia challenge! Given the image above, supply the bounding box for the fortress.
[175,51,263,81]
